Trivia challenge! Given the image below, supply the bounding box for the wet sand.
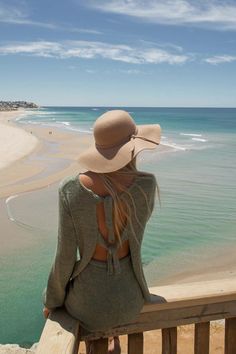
[0,110,39,171]
[0,110,91,198]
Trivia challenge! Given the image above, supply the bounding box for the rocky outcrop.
[0,344,37,354]
[0,101,39,111]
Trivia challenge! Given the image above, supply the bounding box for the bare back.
[79,171,135,261]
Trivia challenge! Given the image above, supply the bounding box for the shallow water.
[1,107,236,345]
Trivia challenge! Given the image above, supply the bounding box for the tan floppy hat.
[78,110,161,173]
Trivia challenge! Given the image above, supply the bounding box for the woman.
[43,110,161,353]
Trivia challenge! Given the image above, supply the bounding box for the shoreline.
[146,243,236,286]
[0,109,92,198]
[0,110,40,171]
[1,108,236,284]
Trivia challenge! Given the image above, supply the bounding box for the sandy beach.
[0,111,39,171]
[0,108,235,353]
[0,110,92,198]
[0,108,94,257]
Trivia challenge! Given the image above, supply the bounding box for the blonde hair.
[98,158,159,245]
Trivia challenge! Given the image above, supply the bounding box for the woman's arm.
[43,187,77,310]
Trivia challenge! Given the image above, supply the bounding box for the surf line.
[180,133,202,137]
[5,193,41,231]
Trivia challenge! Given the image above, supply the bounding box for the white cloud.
[0,40,190,65]
[119,69,143,74]
[85,0,236,30]
[0,2,102,33]
[204,55,236,64]
[86,69,97,74]
[68,28,102,35]
[0,41,62,57]
[0,2,56,28]
[0,1,26,21]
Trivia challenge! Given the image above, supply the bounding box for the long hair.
[98,158,159,245]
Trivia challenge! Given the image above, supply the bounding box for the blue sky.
[0,0,236,107]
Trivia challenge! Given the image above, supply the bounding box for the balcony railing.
[36,278,236,354]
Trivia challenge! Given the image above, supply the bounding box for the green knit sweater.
[43,172,156,309]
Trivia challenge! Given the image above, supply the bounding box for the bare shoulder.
[79,171,107,196]
[79,172,94,189]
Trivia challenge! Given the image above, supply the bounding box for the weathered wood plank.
[81,300,236,341]
[162,327,177,354]
[36,308,79,354]
[225,317,236,354]
[128,332,143,354]
[144,279,236,313]
[93,338,108,354]
[194,322,210,354]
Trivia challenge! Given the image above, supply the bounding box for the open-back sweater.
[43,172,156,310]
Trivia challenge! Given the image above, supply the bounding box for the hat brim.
[78,124,161,173]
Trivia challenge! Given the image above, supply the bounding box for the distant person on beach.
[43,110,161,354]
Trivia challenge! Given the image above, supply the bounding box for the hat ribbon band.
[95,134,132,149]
[95,134,159,150]
[131,134,159,145]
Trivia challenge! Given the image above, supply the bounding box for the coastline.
[0,108,235,352]
[1,107,236,284]
[0,109,91,198]
[145,243,236,287]
[1,108,235,286]
[0,110,40,171]
[0,108,94,347]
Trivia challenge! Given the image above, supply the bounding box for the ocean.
[1,107,236,345]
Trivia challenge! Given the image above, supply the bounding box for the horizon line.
[42,105,236,109]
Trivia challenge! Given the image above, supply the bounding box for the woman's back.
[79,171,135,261]
[43,109,161,337]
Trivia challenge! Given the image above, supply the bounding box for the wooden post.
[194,322,210,354]
[225,318,236,354]
[128,333,144,354]
[93,338,108,354]
[162,327,177,354]
[36,308,80,354]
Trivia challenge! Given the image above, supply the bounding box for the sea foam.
[180,133,202,137]
[192,137,207,142]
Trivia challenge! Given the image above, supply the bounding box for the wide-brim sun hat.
[78,110,161,173]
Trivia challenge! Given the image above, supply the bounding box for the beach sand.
[0,109,234,353]
[0,111,40,170]
[0,110,91,198]
[82,323,225,354]
[0,109,93,259]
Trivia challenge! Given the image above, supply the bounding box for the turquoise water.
[1,107,236,345]
[18,106,236,262]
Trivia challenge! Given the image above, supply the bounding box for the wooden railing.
[36,278,236,354]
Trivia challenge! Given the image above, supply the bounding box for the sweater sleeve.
[43,187,77,309]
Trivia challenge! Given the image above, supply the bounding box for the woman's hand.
[43,306,51,319]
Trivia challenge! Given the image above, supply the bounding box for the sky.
[0,0,236,107]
